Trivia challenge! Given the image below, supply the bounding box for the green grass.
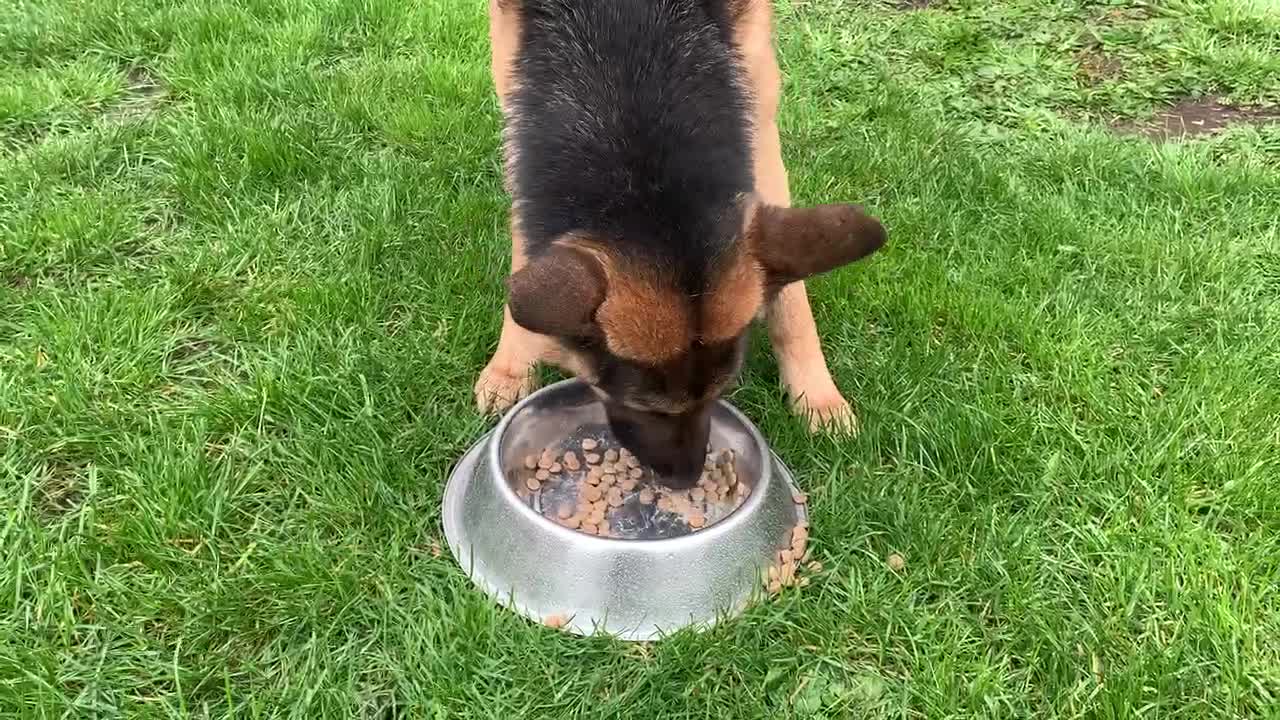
[2,0,1279,716]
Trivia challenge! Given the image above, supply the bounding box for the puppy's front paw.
[474,362,538,414]
[790,386,858,435]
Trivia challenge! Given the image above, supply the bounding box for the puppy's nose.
[604,403,710,490]
[650,444,704,490]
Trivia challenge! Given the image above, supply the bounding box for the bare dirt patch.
[105,66,166,124]
[4,66,168,153]
[5,274,33,290]
[1094,5,1154,23]
[168,336,217,364]
[36,461,88,518]
[162,334,239,392]
[893,0,933,10]
[1114,97,1280,141]
[1256,251,1280,294]
[1076,47,1124,85]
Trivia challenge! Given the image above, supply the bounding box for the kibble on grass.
[759,492,813,597]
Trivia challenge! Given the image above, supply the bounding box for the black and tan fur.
[476,0,885,486]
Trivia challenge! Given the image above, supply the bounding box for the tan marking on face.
[553,239,693,364]
[596,269,692,364]
[701,226,765,343]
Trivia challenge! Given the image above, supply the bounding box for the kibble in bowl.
[513,438,751,539]
[442,379,808,640]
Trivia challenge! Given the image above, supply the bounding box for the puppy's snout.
[604,402,710,490]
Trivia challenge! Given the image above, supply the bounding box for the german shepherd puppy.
[475,0,886,487]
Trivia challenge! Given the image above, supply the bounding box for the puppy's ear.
[506,243,606,338]
[751,203,886,285]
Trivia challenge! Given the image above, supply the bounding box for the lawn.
[2,0,1279,716]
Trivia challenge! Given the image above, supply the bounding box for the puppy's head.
[507,198,885,487]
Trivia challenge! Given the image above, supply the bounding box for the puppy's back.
[509,0,755,289]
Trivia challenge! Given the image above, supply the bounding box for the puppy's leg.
[475,0,551,413]
[767,278,855,433]
[488,0,517,105]
[749,45,855,432]
[474,216,556,413]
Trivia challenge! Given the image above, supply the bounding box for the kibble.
[518,436,749,538]
[779,562,795,585]
[670,492,690,514]
[606,488,624,507]
[760,510,817,597]
[887,552,905,571]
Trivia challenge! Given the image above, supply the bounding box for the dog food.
[760,492,816,596]
[514,436,749,538]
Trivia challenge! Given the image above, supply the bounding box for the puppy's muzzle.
[603,401,710,490]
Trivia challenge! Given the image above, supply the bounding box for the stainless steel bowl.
[442,379,805,640]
